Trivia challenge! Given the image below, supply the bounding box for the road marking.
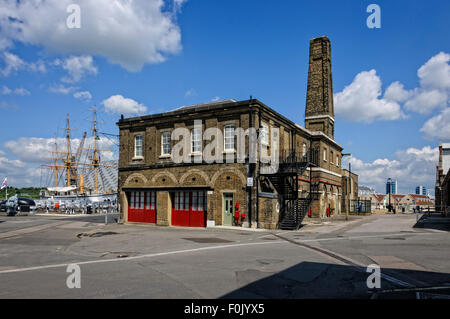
[272,233,422,289]
[0,231,437,275]
[301,232,432,243]
[0,240,285,275]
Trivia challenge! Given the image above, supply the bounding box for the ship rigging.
[40,106,118,198]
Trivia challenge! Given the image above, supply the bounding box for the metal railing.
[350,199,371,213]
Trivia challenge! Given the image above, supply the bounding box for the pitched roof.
[416,200,434,205]
[409,194,429,199]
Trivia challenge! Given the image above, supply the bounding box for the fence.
[350,199,371,213]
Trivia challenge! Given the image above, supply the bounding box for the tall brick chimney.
[305,36,335,139]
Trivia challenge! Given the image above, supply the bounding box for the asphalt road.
[0,213,449,299]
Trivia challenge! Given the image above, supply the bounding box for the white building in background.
[359,185,377,196]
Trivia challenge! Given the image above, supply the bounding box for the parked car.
[18,197,36,213]
[4,197,36,215]
[0,200,6,212]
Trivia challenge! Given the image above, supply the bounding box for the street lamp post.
[342,153,352,221]
[387,178,392,213]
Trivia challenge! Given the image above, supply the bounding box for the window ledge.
[223,150,236,154]
[159,154,172,159]
[132,156,144,161]
[189,152,202,156]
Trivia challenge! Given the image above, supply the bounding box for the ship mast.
[65,114,72,187]
[53,133,58,187]
[90,105,100,194]
[41,108,117,194]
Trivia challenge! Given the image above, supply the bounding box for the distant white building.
[359,185,377,196]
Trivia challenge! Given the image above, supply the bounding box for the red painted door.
[172,191,206,227]
[128,191,156,223]
[143,191,157,223]
[190,191,206,227]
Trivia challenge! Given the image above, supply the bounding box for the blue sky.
[0,0,449,194]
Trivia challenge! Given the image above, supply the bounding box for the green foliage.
[0,187,45,200]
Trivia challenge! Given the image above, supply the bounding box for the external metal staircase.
[261,149,319,230]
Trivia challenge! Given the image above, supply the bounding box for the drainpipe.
[256,106,262,228]
[248,98,253,228]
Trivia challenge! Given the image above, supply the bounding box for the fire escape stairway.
[260,149,318,230]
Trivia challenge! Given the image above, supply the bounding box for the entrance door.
[128,191,156,223]
[223,194,233,226]
[172,191,206,227]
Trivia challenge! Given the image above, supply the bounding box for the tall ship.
[39,106,118,209]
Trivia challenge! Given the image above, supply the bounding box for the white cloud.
[1,136,117,187]
[0,100,18,110]
[404,88,447,114]
[0,52,26,76]
[0,156,28,186]
[384,81,412,102]
[60,55,98,83]
[417,52,450,90]
[343,146,439,194]
[13,87,31,96]
[74,91,92,101]
[185,89,197,98]
[335,52,450,125]
[29,59,47,73]
[1,86,11,95]
[420,107,450,141]
[102,95,147,115]
[0,52,47,76]
[0,0,185,72]
[334,70,406,122]
[49,84,77,95]
[1,85,30,96]
[4,136,116,164]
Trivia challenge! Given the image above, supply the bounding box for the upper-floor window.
[191,128,202,154]
[336,154,339,167]
[331,150,334,164]
[323,148,327,162]
[302,143,307,157]
[260,123,269,145]
[224,125,235,151]
[161,131,171,155]
[135,135,143,158]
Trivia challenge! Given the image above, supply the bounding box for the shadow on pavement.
[414,213,450,232]
[220,261,450,299]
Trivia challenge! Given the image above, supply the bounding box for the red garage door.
[172,191,206,227]
[128,191,156,223]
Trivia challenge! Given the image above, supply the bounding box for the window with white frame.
[135,135,143,158]
[323,148,327,162]
[224,125,235,151]
[336,154,339,167]
[161,131,171,155]
[191,128,202,153]
[331,150,334,164]
[260,123,269,145]
[302,143,307,157]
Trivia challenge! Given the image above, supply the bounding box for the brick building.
[436,143,450,215]
[117,36,357,229]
